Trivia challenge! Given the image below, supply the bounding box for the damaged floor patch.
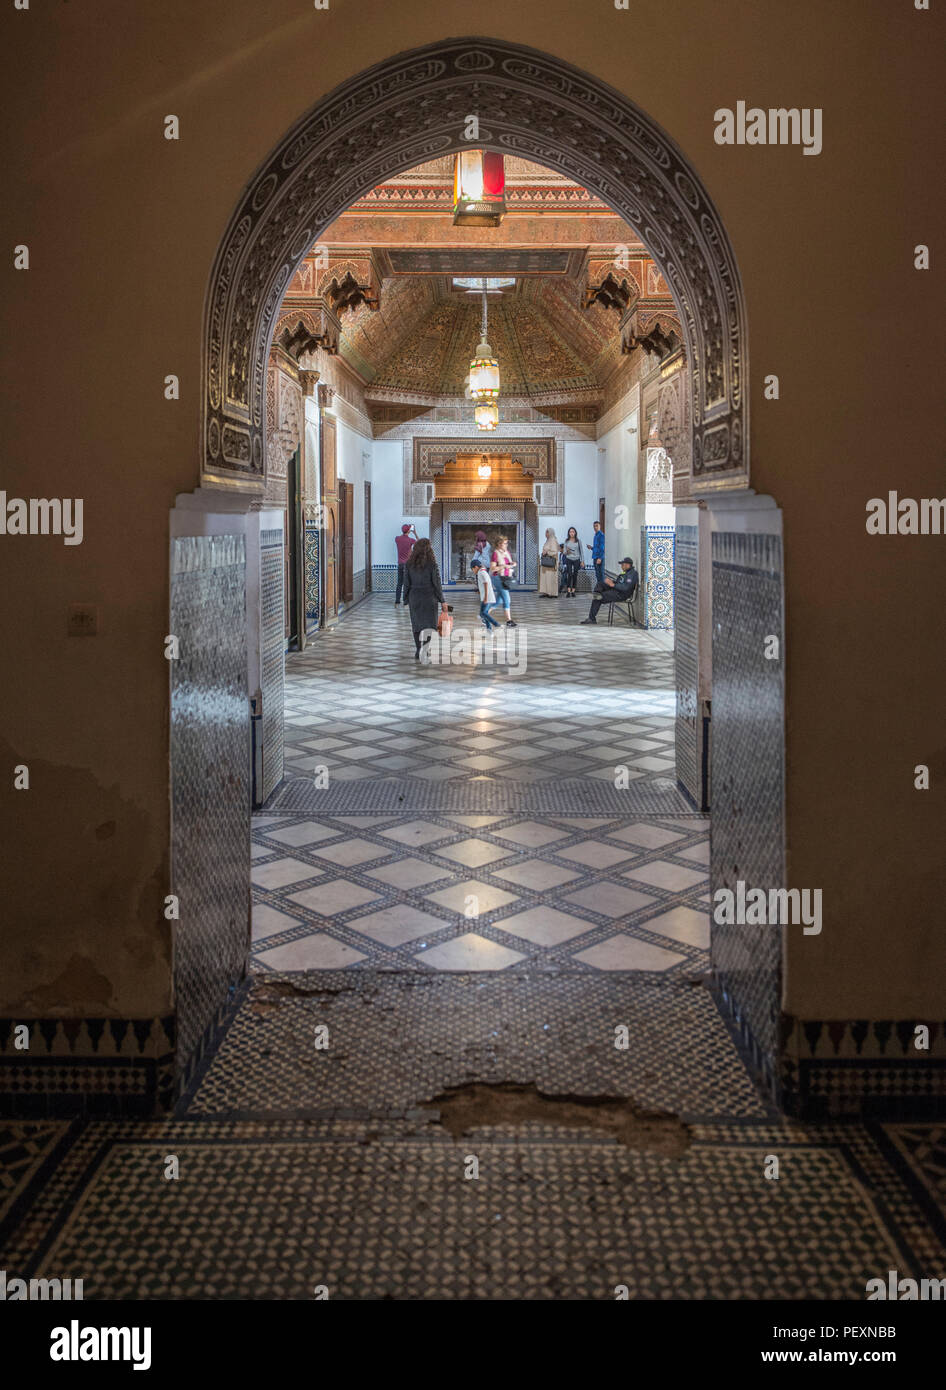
[422,1082,691,1156]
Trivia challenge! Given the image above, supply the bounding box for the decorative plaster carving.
[413,437,555,482]
[203,39,748,492]
[264,363,304,490]
[658,363,691,481]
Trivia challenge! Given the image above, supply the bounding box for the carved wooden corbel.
[326,269,379,315]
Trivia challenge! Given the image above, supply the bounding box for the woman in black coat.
[402,537,448,659]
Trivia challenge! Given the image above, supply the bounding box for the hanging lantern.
[453,151,506,227]
[469,346,500,401]
[469,280,500,402]
[477,462,493,478]
[475,404,499,432]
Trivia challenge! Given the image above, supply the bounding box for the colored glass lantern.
[469,347,500,401]
[469,280,500,402]
[453,151,506,226]
[475,404,499,431]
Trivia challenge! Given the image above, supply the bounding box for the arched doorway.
[203,38,747,493]
[174,38,785,1108]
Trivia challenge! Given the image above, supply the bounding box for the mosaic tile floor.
[2,1110,944,1300]
[3,595,944,1299]
[257,593,710,975]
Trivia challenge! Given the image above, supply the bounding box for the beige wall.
[2,1,943,1019]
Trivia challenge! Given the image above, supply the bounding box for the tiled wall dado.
[170,534,251,1086]
[258,527,285,805]
[780,1016,946,1118]
[673,522,701,808]
[640,525,675,630]
[708,509,785,1101]
[304,517,321,633]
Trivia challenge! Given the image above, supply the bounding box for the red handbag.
[437,610,454,638]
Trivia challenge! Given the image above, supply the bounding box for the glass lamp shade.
[475,403,499,432]
[477,463,493,479]
[469,342,500,400]
[453,151,506,226]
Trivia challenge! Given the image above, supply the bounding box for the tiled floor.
[4,593,945,1300]
[253,593,710,976]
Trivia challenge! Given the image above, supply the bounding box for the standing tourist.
[490,534,518,628]
[539,528,560,598]
[469,529,492,573]
[587,520,605,590]
[402,537,448,659]
[562,527,583,596]
[394,523,418,606]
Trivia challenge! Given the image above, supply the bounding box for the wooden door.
[321,415,339,625]
[339,480,354,603]
[599,496,606,531]
[364,481,372,592]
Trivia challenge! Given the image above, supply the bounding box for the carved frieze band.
[412,437,555,482]
[203,39,748,490]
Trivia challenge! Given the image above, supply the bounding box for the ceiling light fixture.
[470,281,500,431]
[453,151,506,227]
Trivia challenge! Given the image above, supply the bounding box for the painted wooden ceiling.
[280,160,677,401]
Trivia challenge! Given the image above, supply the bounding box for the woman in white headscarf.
[539,528,560,597]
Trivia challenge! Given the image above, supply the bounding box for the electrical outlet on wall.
[67,604,99,636]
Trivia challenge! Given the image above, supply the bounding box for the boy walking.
[471,559,500,629]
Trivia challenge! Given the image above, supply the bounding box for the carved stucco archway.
[187,38,789,1110]
[202,37,748,493]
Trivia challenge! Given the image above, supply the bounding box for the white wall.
[334,417,372,575]
[556,441,598,556]
[596,406,643,573]
[371,440,429,568]
[539,440,600,558]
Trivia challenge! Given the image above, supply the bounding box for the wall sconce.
[477,462,493,479]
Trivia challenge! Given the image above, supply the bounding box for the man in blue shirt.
[587,520,605,589]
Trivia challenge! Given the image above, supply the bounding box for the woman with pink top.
[490,534,518,628]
